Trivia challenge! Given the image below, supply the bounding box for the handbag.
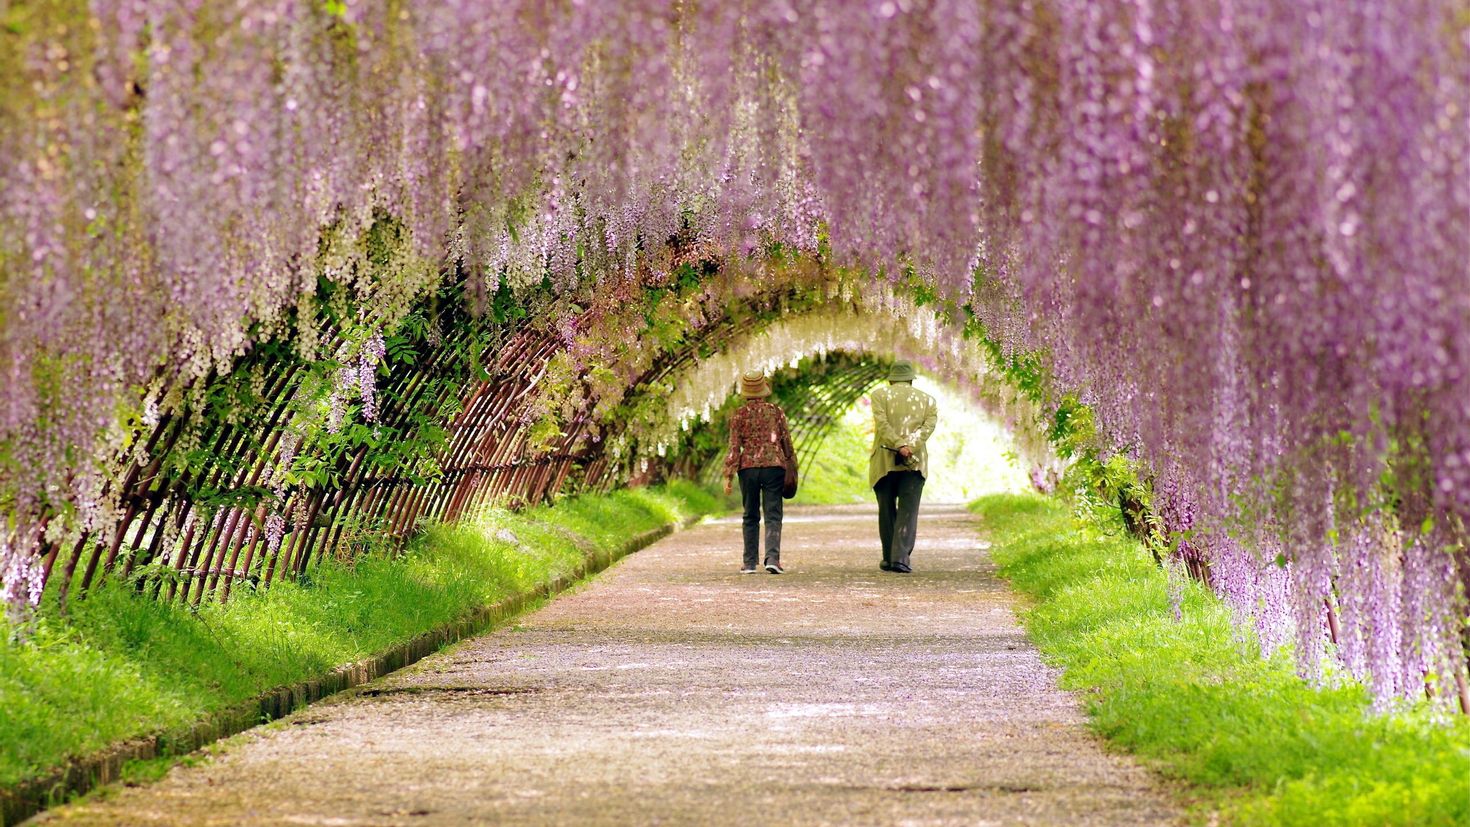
[782,451,799,499]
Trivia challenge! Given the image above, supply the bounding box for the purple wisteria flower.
[0,0,1463,706]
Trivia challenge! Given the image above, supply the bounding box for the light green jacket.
[868,382,938,489]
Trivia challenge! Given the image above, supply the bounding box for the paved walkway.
[39,504,1179,826]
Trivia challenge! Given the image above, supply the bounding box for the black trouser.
[875,470,925,568]
[738,466,785,568]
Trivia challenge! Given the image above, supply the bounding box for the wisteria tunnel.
[36,279,1006,610]
[2,0,1469,823]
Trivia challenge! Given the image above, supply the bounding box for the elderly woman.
[722,371,796,574]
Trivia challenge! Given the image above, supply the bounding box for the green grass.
[971,492,1470,826]
[0,483,718,790]
[791,407,872,505]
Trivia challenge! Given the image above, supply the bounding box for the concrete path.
[39,504,1180,826]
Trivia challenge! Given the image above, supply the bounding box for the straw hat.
[887,360,916,383]
[739,371,772,398]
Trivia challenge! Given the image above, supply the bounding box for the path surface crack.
[355,686,539,699]
[855,783,1042,794]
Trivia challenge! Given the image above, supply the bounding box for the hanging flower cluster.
[1,2,1467,704]
[649,296,1050,472]
[1,528,45,627]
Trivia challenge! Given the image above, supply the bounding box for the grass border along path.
[0,482,719,824]
[971,492,1470,826]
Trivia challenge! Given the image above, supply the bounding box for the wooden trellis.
[34,275,825,608]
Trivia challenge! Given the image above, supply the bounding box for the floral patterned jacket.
[723,400,795,477]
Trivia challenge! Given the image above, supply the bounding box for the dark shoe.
[765,562,784,574]
[740,566,758,574]
[879,562,896,572]
[891,563,912,573]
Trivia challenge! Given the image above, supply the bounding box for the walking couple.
[721,361,938,574]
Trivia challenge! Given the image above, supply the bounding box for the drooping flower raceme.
[0,1,1466,705]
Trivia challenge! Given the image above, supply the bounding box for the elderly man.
[868,361,938,573]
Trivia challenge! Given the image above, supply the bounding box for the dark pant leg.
[874,473,898,565]
[759,466,785,565]
[738,468,762,568]
[892,471,926,568]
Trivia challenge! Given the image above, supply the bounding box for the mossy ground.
[973,492,1470,826]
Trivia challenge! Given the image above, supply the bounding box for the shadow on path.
[37,504,1180,826]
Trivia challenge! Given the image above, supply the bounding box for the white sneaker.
[764,562,784,574]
